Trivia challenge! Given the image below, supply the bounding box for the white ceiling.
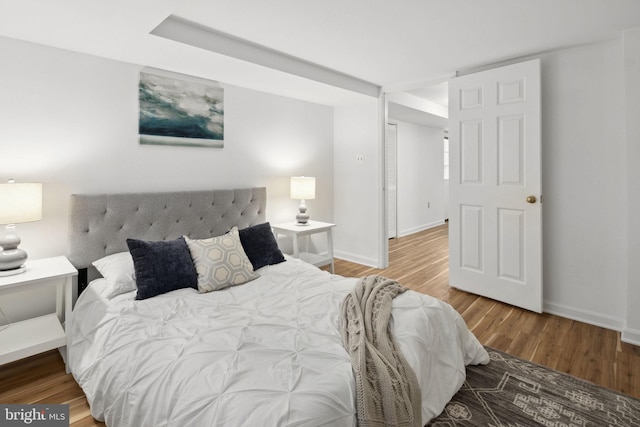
[408,83,449,109]
[2,1,640,106]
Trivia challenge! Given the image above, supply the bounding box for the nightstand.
[0,256,77,373]
[272,221,336,273]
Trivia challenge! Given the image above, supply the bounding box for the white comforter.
[69,257,489,427]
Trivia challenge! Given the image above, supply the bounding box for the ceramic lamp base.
[0,266,26,276]
[0,224,28,272]
[296,208,309,225]
[0,248,27,272]
[296,200,310,225]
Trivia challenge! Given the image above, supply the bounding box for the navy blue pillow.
[126,237,198,300]
[238,222,286,270]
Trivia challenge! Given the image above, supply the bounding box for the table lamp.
[290,176,315,225]
[0,180,42,275]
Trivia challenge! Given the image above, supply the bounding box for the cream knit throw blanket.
[340,275,422,427]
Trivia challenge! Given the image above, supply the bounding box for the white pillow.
[92,251,137,298]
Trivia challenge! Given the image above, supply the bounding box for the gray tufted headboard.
[68,187,267,290]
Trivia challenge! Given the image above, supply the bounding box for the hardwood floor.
[334,223,640,400]
[1,223,638,426]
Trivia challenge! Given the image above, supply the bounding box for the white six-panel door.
[448,59,542,313]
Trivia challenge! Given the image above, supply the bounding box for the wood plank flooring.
[0,223,637,427]
[334,223,640,399]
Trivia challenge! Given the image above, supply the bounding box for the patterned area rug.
[427,347,640,426]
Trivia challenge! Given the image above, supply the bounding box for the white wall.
[624,27,640,344]
[2,34,637,341]
[0,36,334,322]
[333,100,382,267]
[540,39,628,330]
[393,120,445,236]
[332,37,633,335]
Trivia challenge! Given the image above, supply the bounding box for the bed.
[67,187,489,426]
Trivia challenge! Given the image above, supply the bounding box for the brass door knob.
[526,195,537,204]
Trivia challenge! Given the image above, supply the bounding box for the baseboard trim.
[333,250,379,269]
[397,220,445,238]
[621,328,640,346]
[543,301,625,332]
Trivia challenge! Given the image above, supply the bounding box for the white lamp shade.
[290,177,316,200]
[0,182,42,224]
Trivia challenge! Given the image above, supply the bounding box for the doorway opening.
[385,83,449,250]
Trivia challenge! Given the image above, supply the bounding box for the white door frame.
[386,122,398,239]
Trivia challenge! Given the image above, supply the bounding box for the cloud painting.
[139,70,224,148]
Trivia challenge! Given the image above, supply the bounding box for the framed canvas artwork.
[139,68,224,148]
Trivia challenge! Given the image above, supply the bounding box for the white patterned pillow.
[184,227,259,293]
